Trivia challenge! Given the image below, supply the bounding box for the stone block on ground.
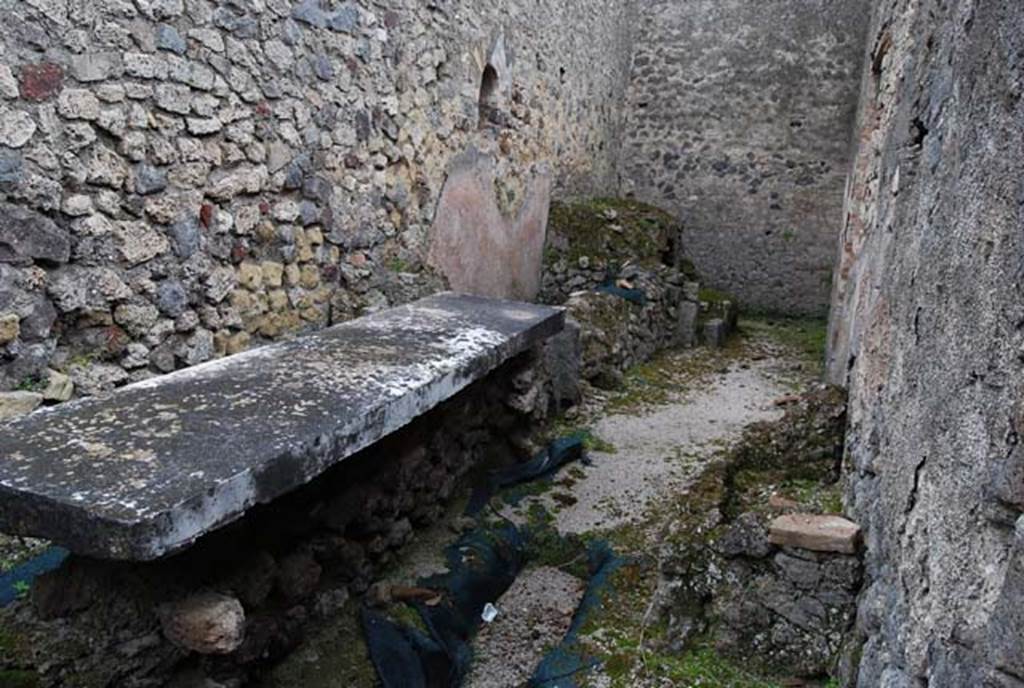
[677,300,699,347]
[768,513,862,554]
[0,390,43,420]
[159,592,245,655]
[703,317,728,348]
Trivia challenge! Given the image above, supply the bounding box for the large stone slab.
[0,293,563,560]
[768,514,862,554]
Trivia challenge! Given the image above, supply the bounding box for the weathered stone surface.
[159,592,245,655]
[0,108,36,148]
[48,266,131,313]
[154,24,186,54]
[0,204,70,264]
[42,370,73,402]
[826,1,1024,684]
[703,318,727,348]
[0,293,562,560]
[0,312,19,344]
[70,53,122,83]
[19,63,63,101]
[134,164,168,196]
[0,0,634,398]
[769,514,861,554]
[0,391,42,420]
[276,548,322,600]
[113,221,169,265]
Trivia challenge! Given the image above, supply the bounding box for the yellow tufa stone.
[213,330,229,356]
[300,306,325,323]
[284,263,302,287]
[237,262,263,290]
[267,289,289,312]
[0,313,20,345]
[225,331,250,355]
[255,220,276,243]
[42,370,74,402]
[294,228,315,262]
[261,261,284,288]
[299,264,320,289]
[230,288,255,313]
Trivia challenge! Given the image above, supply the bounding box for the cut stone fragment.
[0,293,563,560]
[0,391,42,420]
[768,513,862,554]
[159,592,245,655]
[704,317,728,347]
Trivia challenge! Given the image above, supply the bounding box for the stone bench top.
[0,293,563,561]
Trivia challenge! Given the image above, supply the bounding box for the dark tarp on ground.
[595,283,647,306]
[362,524,527,688]
[363,435,627,688]
[529,541,627,687]
[0,547,68,607]
[465,436,585,516]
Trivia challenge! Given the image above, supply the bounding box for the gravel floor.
[549,356,789,535]
[465,566,585,688]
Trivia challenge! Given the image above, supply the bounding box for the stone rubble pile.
[659,386,861,682]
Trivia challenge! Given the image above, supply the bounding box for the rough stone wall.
[0,0,635,397]
[828,1,1024,685]
[619,0,870,316]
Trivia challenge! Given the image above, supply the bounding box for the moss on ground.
[0,670,39,688]
[544,364,847,687]
[698,287,733,305]
[745,317,828,376]
[262,327,842,688]
[604,334,748,414]
[719,385,846,519]
[255,596,379,688]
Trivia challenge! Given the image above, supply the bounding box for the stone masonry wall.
[0,0,636,398]
[828,1,1024,685]
[619,0,870,316]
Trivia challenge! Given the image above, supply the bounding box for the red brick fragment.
[20,63,63,102]
[199,203,214,229]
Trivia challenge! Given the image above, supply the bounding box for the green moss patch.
[744,317,828,376]
[255,597,378,688]
[604,335,748,414]
[545,198,682,270]
[0,670,39,688]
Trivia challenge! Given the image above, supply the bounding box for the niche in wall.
[479,64,500,128]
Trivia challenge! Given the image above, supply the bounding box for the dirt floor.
[259,317,823,688]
